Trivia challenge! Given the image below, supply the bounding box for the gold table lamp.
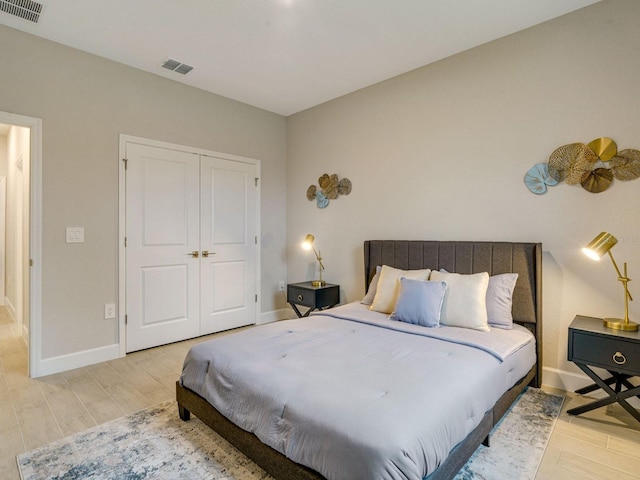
[582,232,637,332]
[302,234,326,287]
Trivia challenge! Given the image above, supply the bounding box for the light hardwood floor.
[1,308,639,479]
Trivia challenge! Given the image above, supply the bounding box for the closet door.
[199,155,257,334]
[125,143,200,352]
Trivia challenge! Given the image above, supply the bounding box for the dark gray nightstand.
[567,315,640,422]
[287,282,340,318]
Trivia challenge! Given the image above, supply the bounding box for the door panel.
[211,168,246,244]
[211,261,246,311]
[126,143,200,352]
[200,155,257,334]
[141,264,188,324]
[143,158,190,246]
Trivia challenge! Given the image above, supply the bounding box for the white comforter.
[180,302,535,480]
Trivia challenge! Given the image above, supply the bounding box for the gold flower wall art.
[307,173,352,208]
[524,137,640,194]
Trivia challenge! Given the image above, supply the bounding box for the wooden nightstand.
[287,282,340,318]
[567,315,640,422]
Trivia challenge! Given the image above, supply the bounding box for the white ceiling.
[1,0,600,116]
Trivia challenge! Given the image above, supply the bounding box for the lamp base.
[311,280,326,287]
[603,317,639,332]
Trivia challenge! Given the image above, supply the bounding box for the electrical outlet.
[279,281,285,291]
[104,303,116,319]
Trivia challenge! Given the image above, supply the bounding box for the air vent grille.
[174,63,193,75]
[0,0,43,23]
[161,58,194,75]
[161,59,181,71]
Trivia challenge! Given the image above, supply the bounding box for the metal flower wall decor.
[524,137,640,194]
[306,173,352,208]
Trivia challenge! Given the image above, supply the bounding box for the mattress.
[180,302,535,480]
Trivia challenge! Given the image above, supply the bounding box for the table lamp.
[302,234,325,287]
[582,232,637,331]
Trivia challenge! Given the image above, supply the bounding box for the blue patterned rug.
[455,388,564,480]
[17,387,563,480]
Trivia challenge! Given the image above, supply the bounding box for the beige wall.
[0,25,288,363]
[286,0,640,389]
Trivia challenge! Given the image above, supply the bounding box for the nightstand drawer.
[287,282,340,317]
[570,330,640,374]
[287,285,316,307]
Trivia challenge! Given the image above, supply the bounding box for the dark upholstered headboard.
[364,240,543,384]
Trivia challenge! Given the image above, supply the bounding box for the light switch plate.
[104,303,116,319]
[66,227,84,243]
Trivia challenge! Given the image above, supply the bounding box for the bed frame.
[176,240,542,480]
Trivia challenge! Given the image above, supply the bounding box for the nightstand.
[567,315,640,422]
[287,282,340,318]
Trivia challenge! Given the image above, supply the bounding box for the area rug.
[454,388,564,480]
[17,387,563,480]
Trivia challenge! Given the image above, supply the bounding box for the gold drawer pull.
[613,352,627,365]
[297,294,304,301]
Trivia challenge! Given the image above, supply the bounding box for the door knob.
[186,251,199,258]
[202,251,216,257]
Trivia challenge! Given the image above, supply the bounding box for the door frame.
[118,134,261,356]
[0,111,42,378]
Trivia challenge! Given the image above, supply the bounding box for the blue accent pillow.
[389,278,447,327]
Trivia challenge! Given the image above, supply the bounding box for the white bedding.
[180,302,535,480]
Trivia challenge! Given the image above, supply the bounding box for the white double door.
[125,143,258,352]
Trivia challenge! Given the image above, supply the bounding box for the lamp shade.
[302,234,315,250]
[582,232,618,261]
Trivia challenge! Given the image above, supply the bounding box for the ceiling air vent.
[0,0,44,23]
[161,58,194,75]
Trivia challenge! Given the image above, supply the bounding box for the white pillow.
[361,265,381,305]
[429,271,490,331]
[369,265,431,314]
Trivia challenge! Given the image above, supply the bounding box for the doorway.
[119,136,260,353]
[0,111,42,378]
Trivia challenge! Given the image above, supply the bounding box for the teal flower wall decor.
[524,163,558,194]
[315,191,329,208]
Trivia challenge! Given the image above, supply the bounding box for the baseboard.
[33,311,288,377]
[543,366,640,408]
[542,366,591,393]
[258,308,294,325]
[36,343,121,377]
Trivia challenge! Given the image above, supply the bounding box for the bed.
[177,240,542,480]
